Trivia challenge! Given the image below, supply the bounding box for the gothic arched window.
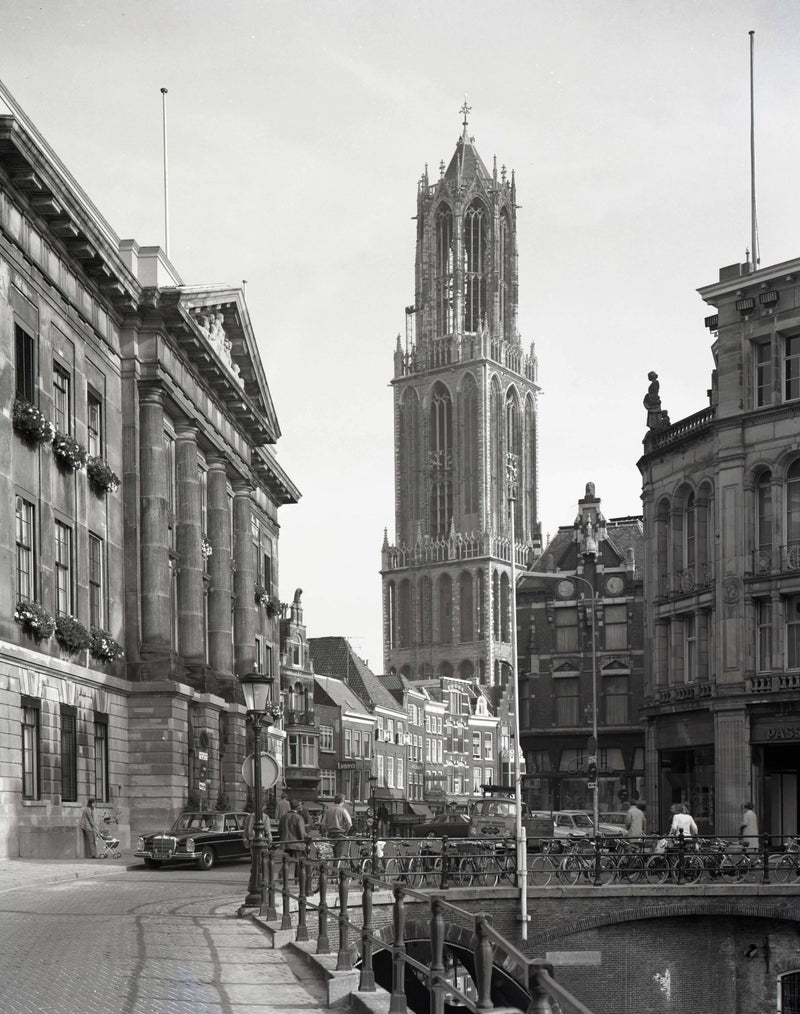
[461,374,479,517]
[506,388,522,536]
[476,569,485,640]
[499,210,512,340]
[429,383,452,538]
[500,571,510,642]
[490,379,504,531]
[397,579,411,648]
[459,571,474,643]
[419,575,432,644]
[437,573,453,645]
[787,460,800,555]
[435,205,454,337]
[524,395,536,538]
[492,569,500,640]
[756,470,772,572]
[464,200,487,333]
[387,581,396,650]
[686,491,696,568]
[399,388,420,544]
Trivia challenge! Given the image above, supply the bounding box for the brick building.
[517,485,645,815]
[0,81,299,857]
[639,252,800,839]
[381,109,540,687]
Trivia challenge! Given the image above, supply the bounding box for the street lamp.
[507,454,528,941]
[369,774,379,870]
[518,569,599,836]
[239,669,278,908]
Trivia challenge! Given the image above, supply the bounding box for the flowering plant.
[14,600,55,640]
[89,626,124,662]
[52,431,88,472]
[201,536,213,559]
[254,584,269,607]
[54,614,92,654]
[265,596,281,619]
[13,397,55,445]
[87,456,120,493]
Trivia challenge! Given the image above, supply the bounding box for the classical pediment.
[600,657,630,674]
[552,660,581,677]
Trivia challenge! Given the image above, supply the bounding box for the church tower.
[381,106,541,685]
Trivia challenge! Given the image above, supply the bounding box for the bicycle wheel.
[680,853,703,884]
[405,856,425,888]
[719,852,749,883]
[615,853,644,885]
[775,854,800,884]
[384,856,403,882]
[559,854,585,886]
[477,855,502,888]
[529,853,557,887]
[644,854,670,885]
[449,856,473,888]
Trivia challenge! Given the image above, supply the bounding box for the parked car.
[553,810,628,839]
[599,811,631,829]
[412,812,472,838]
[136,811,251,870]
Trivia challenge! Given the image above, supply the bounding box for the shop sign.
[765,726,800,741]
[338,761,357,770]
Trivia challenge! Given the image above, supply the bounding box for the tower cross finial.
[460,96,471,131]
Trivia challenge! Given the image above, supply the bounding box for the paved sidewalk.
[0,854,339,1013]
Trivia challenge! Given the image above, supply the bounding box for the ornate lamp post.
[369,774,379,870]
[239,669,279,909]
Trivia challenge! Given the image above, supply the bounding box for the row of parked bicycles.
[303,833,800,890]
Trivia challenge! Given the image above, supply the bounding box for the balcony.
[660,564,714,598]
[746,672,800,694]
[284,709,315,728]
[284,766,320,788]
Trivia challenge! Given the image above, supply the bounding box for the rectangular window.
[604,676,629,724]
[319,725,334,752]
[344,728,352,757]
[60,705,77,802]
[437,739,443,763]
[88,533,104,628]
[15,324,36,402]
[554,678,580,726]
[263,553,272,593]
[363,733,371,759]
[484,733,492,760]
[685,614,697,682]
[396,758,404,790]
[786,597,800,670]
[55,521,73,616]
[53,363,71,434]
[353,730,362,758]
[94,715,109,802]
[87,392,102,457]
[22,697,41,800]
[472,731,481,759]
[755,339,772,407]
[604,604,628,650]
[757,600,772,673]
[387,755,394,788]
[377,754,384,787]
[16,496,35,602]
[287,733,316,767]
[320,770,336,797]
[786,335,800,402]
[555,608,579,652]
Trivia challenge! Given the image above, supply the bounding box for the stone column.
[175,424,204,662]
[139,384,171,647]
[232,482,255,675]
[207,458,233,683]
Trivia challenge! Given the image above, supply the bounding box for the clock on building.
[605,575,624,596]
[556,579,575,599]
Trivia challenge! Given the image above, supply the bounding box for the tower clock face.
[556,579,575,599]
[605,575,624,596]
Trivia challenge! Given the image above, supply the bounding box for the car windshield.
[475,801,516,817]
[172,813,222,832]
[570,813,593,828]
[601,814,627,825]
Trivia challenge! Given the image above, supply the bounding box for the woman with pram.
[80,798,99,858]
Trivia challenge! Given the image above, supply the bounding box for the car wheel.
[144,858,162,870]
[197,846,216,870]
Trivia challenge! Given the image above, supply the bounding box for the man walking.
[278,800,306,882]
[322,793,352,862]
[624,800,646,840]
[740,801,759,849]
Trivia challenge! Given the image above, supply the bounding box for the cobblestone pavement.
[0,857,334,1014]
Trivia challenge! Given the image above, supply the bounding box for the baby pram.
[96,829,121,859]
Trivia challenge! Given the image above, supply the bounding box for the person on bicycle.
[668,803,698,840]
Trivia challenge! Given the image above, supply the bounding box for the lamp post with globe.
[239,669,280,909]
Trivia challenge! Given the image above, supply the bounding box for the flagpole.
[161,87,170,259]
[749,31,759,270]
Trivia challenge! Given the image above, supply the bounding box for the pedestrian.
[275,791,291,821]
[80,797,99,858]
[740,801,759,849]
[278,800,306,882]
[377,803,390,838]
[322,793,352,862]
[624,800,646,840]
[243,808,272,849]
[668,802,698,840]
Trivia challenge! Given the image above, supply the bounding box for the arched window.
[429,383,453,538]
[490,379,504,531]
[437,574,453,645]
[387,581,396,651]
[787,461,800,559]
[756,470,772,573]
[779,969,800,1013]
[492,569,500,640]
[656,498,670,597]
[459,572,474,642]
[419,575,432,644]
[464,200,487,333]
[435,205,454,336]
[476,570,485,640]
[500,572,510,642]
[499,210,512,340]
[524,395,536,538]
[397,579,411,648]
[506,388,522,535]
[458,660,474,679]
[461,374,479,517]
[398,389,420,545]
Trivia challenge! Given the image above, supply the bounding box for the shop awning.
[408,802,432,818]
[375,788,405,801]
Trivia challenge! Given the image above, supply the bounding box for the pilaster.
[232,482,255,675]
[175,424,205,663]
[138,384,171,648]
[207,458,234,691]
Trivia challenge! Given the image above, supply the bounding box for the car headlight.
[137,837,145,850]
[185,837,195,852]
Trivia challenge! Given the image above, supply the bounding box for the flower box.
[89,627,124,662]
[254,584,269,607]
[14,600,55,640]
[86,456,120,493]
[13,398,55,445]
[54,614,91,655]
[52,431,88,472]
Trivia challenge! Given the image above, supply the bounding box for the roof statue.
[643,371,671,432]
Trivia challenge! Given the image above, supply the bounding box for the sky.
[2,0,800,670]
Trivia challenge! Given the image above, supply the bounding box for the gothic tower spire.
[381,110,541,686]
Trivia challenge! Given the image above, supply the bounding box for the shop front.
[654,712,715,836]
[750,712,800,843]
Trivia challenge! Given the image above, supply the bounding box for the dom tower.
[382,107,541,685]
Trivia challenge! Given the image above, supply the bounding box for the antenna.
[160,87,170,258]
[749,31,760,270]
